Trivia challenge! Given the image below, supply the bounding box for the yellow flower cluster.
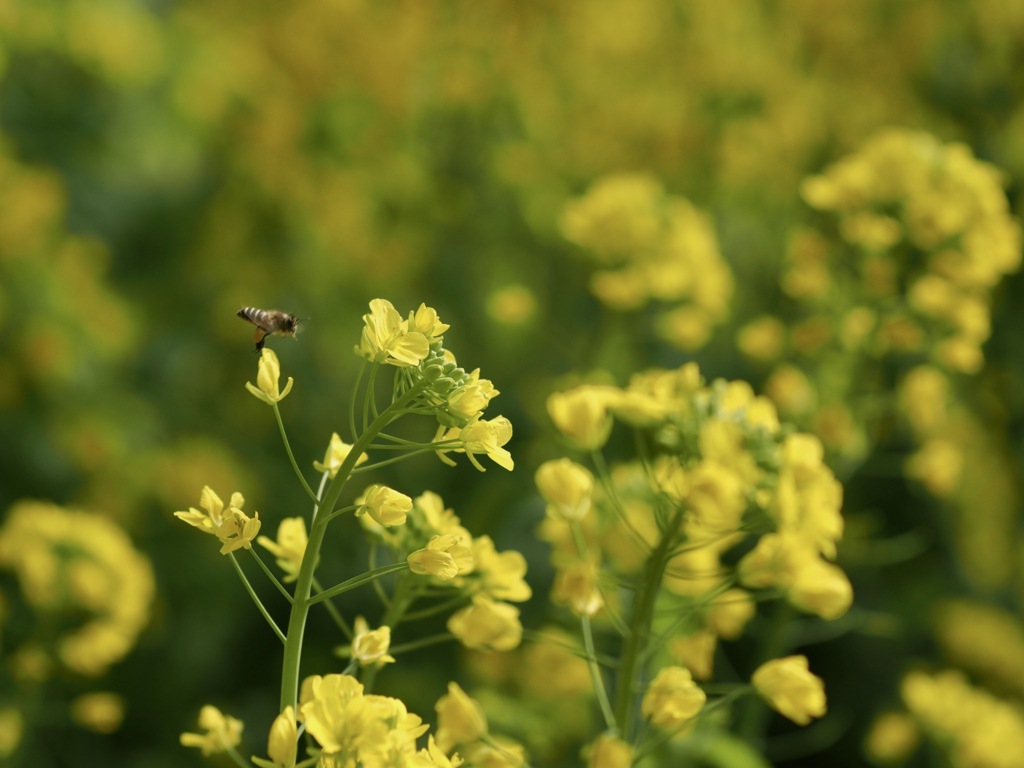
[794,128,1022,374]
[357,490,531,653]
[934,600,1024,699]
[174,486,261,555]
[560,173,734,350]
[541,365,851,634]
[356,299,514,471]
[901,669,1024,768]
[0,501,154,678]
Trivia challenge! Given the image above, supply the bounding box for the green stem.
[312,576,353,640]
[229,552,286,644]
[308,563,409,606]
[272,403,319,504]
[278,382,428,713]
[581,613,617,731]
[387,632,453,654]
[248,548,294,603]
[613,512,681,741]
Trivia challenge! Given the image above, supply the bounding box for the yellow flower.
[180,705,243,756]
[752,655,826,726]
[313,432,368,477]
[864,711,920,765]
[641,666,707,728]
[349,616,396,668]
[546,385,614,450]
[436,416,515,471]
[551,560,604,617]
[447,369,499,421]
[257,517,308,583]
[435,682,488,753]
[447,597,522,652]
[357,298,430,367]
[669,630,716,681]
[414,735,465,768]
[265,706,297,768]
[410,302,450,340]
[175,486,261,554]
[69,692,124,734]
[585,733,633,768]
[0,707,23,759]
[245,348,294,405]
[408,534,473,580]
[709,589,756,640]
[356,484,412,527]
[472,536,531,602]
[737,315,786,362]
[535,458,593,521]
[685,461,747,534]
[464,739,526,768]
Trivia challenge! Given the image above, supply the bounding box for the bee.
[237,307,301,352]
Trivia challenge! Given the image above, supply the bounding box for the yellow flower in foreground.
[180,705,243,756]
[408,534,473,580]
[265,706,297,768]
[245,348,294,404]
[752,655,826,726]
[257,517,308,582]
[313,432,369,477]
[535,458,593,521]
[448,597,522,652]
[350,616,396,668]
[356,484,412,527]
[435,682,488,753]
[436,417,515,471]
[641,666,707,729]
[415,735,465,768]
[585,733,633,768]
[357,298,430,367]
[173,486,261,554]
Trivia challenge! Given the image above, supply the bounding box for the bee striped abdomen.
[237,307,300,352]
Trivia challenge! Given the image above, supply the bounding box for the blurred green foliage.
[2,0,1024,766]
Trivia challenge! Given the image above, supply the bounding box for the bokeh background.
[2,1,1024,766]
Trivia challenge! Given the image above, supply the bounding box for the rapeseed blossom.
[752,656,827,726]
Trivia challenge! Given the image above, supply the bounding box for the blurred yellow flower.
[350,616,396,669]
[547,385,614,451]
[435,682,488,753]
[551,559,605,617]
[472,536,531,602]
[752,655,826,726]
[257,517,308,583]
[245,348,294,405]
[0,501,154,677]
[737,315,786,362]
[447,596,522,652]
[313,432,368,477]
[0,707,22,759]
[180,705,243,756]
[70,692,125,734]
[535,458,594,521]
[641,665,707,728]
[864,711,920,765]
[585,732,633,768]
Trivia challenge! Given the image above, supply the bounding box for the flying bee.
[237,307,301,352]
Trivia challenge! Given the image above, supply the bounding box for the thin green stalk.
[581,613,617,730]
[736,602,794,743]
[279,381,429,713]
[387,632,453,655]
[247,548,294,603]
[229,552,286,644]
[272,403,319,504]
[613,512,681,741]
[312,576,353,640]
[308,563,409,606]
